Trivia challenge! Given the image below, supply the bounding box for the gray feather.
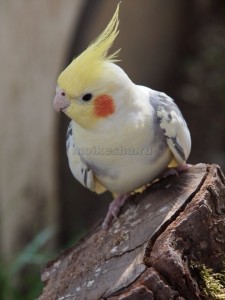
[66,121,95,191]
[150,92,191,164]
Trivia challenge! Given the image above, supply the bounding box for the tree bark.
[39,164,225,300]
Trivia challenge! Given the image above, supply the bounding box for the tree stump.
[39,164,225,300]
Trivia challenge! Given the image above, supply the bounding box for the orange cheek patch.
[94,94,115,118]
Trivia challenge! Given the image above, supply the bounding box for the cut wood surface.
[39,164,225,300]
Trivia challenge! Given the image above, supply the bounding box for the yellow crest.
[58,3,121,98]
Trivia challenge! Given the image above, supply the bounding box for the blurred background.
[0,0,224,298]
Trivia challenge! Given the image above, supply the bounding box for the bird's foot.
[160,163,192,178]
[102,193,130,230]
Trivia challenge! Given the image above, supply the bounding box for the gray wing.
[150,92,191,164]
[66,121,95,191]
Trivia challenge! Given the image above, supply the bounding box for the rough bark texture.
[39,164,225,300]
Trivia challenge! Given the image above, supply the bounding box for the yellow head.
[54,3,132,129]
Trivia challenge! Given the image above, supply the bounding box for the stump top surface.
[39,164,208,300]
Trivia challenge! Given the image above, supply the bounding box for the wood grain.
[38,164,225,300]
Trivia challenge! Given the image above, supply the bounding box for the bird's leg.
[160,163,192,178]
[102,193,130,230]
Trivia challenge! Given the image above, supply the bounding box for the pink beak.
[53,89,70,112]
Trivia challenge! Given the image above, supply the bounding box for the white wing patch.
[152,92,191,164]
[66,121,95,191]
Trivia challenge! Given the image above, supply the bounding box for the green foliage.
[0,226,56,300]
[200,264,225,300]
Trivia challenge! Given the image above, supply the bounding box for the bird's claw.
[160,163,191,179]
[102,193,130,230]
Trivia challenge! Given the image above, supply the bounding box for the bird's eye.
[82,93,93,101]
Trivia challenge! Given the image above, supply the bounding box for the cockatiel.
[53,4,191,229]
